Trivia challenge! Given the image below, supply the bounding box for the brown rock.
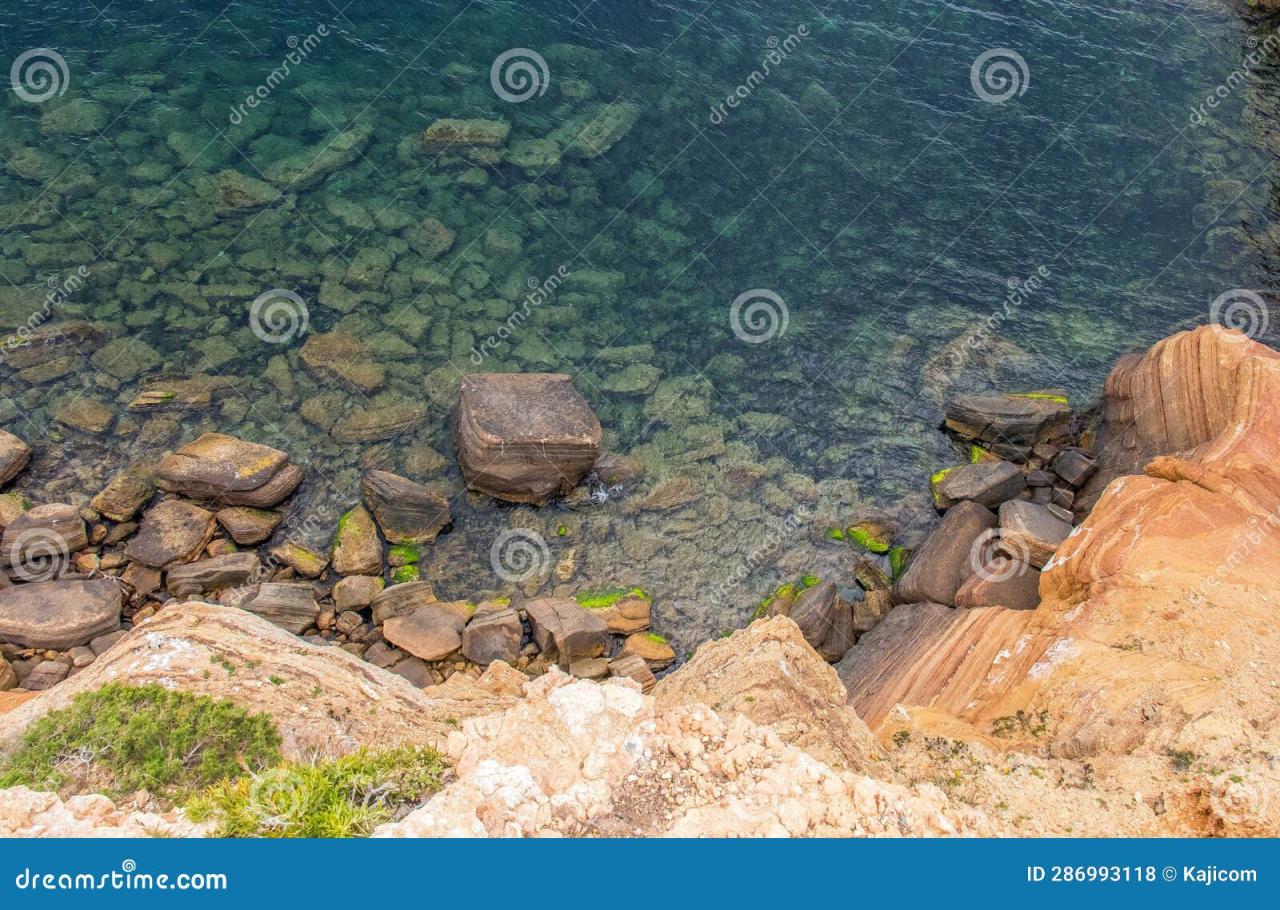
[333,575,383,611]
[215,507,282,545]
[383,606,464,661]
[121,562,162,599]
[892,501,997,606]
[933,460,1026,510]
[331,505,381,576]
[607,654,656,693]
[852,589,892,634]
[592,453,643,485]
[787,580,840,652]
[997,500,1070,568]
[422,118,511,151]
[361,469,451,544]
[23,660,70,690]
[0,492,29,529]
[1,503,87,576]
[370,580,437,624]
[621,632,675,669]
[91,463,155,521]
[455,373,602,505]
[461,607,522,666]
[166,552,260,597]
[300,331,384,393]
[269,542,328,578]
[403,218,455,259]
[569,656,608,679]
[638,476,698,510]
[156,433,301,507]
[954,557,1041,610]
[2,322,108,371]
[0,578,122,649]
[0,430,32,488]
[125,499,216,568]
[574,588,651,633]
[944,393,1072,460]
[332,403,428,443]
[239,582,319,634]
[128,375,238,411]
[524,596,608,666]
[53,398,113,434]
[0,655,17,691]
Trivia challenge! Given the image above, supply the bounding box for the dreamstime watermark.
[249,288,309,343]
[9,48,69,103]
[490,48,549,103]
[715,504,813,601]
[1187,503,1280,606]
[1209,288,1270,340]
[0,265,90,366]
[13,860,227,892]
[469,265,570,364]
[729,288,789,344]
[229,24,330,125]
[708,25,809,124]
[4,527,71,582]
[968,528,1031,584]
[490,529,551,583]
[1209,771,1272,827]
[246,767,308,831]
[970,48,1029,104]
[1190,30,1280,126]
[935,265,1050,382]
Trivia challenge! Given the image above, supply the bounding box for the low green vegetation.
[0,683,280,799]
[389,564,421,584]
[387,544,421,565]
[575,586,651,610]
[186,746,447,838]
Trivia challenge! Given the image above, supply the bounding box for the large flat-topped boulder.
[456,373,602,504]
[525,596,608,666]
[944,393,1071,460]
[1,504,87,575]
[384,605,464,662]
[0,578,122,649]
[125,498,217,568]
[155,433,302,507]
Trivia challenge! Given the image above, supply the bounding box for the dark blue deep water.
[2,0,1277,646]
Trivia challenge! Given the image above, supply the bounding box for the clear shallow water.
[0,0,1275,650]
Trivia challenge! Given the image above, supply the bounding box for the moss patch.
[185,746,446,838]
[1012,392,1069,405]
[889,545,910,581]
[575,586,651,610]
[847,526,889,554]
[387,544,421,565]
[644,632,668,644]
[389,564,420,584]
[0,683,280,800]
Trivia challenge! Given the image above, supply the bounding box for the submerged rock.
[125,498,216,568]
[455,373,602,505]
[0,431,32,487]
[361,470,451,545]
[156,433,302,507]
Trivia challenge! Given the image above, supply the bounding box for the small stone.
[331,403,428,443]
[569,656,608,679]
[852,589,892,633]
[1,503,88,573]
[370,580,436,624]
[331,506,381,576]
[621,632,675,669]
[1051,447,1098,488]
[165,552,260,596]
[383,605,463,661]
[932,460,1026,510]
[955,558,1041,611]
[121,562,162,599]
[607,654,656,693]
[300,331,385,393]
[387,655,431,687]
[333,575,383,611]
[422,118,510,151]
[214,169,279,212]
[461,606,522,666]
[88,629,127,655]
[363,641,404,669]
[269,542,329,578]
[91,463,155,521]
[239,582,319,634]
[68,646,95,668]
[361,470,451,544]
[525,597,609,667]
[125,499,216,568]
[574,587,651,633]
[215,507,282,545]
[23,660,70,690]
[334,610,364,636]
[53,398,114,434]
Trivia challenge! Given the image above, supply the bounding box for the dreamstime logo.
[490,48,549,103]
[1210,289,1270,340]
[247,768,307,831]
[249,289,309,344]
[229,24,330,125]
[968,528,1030,583]
[469,264,570,364]
[729,288,789,344]
[10,48,69,103]
[709,25,809,124]
[970,48,1029,104]
[6,527,70,582]
[1209,773,1271,828]
[490,529,551,583]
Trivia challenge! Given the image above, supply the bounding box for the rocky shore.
[2,325,1278,837]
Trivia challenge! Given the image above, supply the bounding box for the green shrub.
[186,746,447,838]
[0,683,280,799]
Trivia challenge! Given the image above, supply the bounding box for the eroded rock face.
[455,373,602,505]
[0,787,208,837]
[373,669,991,838]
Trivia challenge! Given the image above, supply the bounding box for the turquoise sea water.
[1,0,1275,648]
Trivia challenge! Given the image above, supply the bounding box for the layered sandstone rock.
[835,327,1280,835]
